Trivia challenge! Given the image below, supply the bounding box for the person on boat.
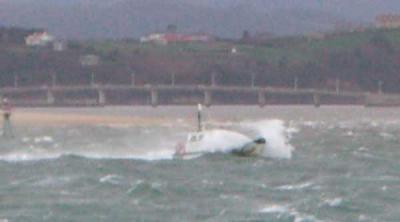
[1,98,14,138]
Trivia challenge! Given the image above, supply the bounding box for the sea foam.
[242,119,295,159]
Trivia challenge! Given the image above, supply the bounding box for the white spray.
[241,119,295,159]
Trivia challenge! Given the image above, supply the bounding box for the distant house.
[231,47,238,54]
[140,33,167,44]
[376,14,400,29]
[25,32,55,46]
[140,33,214,44]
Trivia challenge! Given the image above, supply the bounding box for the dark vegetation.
[1,27,400,93]
[0,27,43,44]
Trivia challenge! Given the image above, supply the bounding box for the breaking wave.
[259,204,322,222]
[241,119,295,159]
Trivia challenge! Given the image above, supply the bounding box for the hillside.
[1,27,400,93]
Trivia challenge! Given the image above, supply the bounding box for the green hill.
[1,27,400,93]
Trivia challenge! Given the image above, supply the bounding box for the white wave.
[345,131,355,136]
[99,174,124,185]
[358,214,368,221]
[127,150,175,161]
[358,147,368,151]
[322,197,343,207]
[34,136,54,143]
[219,194,242,200]
[21,137,31,142]
[287,126,300,137]
[74,149,175,161]
[276,182,314,191]
[302,121,320,128]
[0,148,176,162]
[259,204,289,214]
[259,205,322,222]
[379,132,396,140]
[241,119,295,159]
[293,213,321,222]
[127,180,163,194]
[0,152,61,162]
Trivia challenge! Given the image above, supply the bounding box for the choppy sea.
[1,106,400,222]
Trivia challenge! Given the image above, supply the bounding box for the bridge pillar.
[150,89,158,107]
[204,90,212,107]
[258,90,266,107]
[14,75,19,88]
[313,93,320,108]
[46,90,55,105]
[131,73,135,86]
[98,89,106,106]
[335,78,340,95]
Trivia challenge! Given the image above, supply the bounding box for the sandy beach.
[0,109,169,127]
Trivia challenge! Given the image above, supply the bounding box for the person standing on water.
[1,98,14,138]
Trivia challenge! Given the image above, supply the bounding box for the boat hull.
[231,143,265,157]
[174,138,266,158]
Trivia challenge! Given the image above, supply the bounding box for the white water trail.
[0,152,62,162]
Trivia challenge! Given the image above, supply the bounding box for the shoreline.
[0,109,169,127]
[1,105,399,128]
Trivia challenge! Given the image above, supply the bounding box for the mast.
[197,104,203,132]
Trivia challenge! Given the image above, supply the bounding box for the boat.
[174,104,266,158]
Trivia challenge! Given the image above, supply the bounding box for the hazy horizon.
[1,0,400,39]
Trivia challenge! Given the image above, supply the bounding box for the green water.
[1,106,400,222]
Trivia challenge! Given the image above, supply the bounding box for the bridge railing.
[0,84,368,97]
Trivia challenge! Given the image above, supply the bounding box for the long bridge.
[0,84,399,107]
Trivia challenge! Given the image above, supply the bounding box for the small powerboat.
[174,104,266,158]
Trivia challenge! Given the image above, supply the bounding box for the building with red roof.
[376,14,400,29]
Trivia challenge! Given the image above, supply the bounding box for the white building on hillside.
[140,33,214,45]
[25,32,55,46]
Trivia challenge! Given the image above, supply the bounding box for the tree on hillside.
[241,30,251,43]
[0,27,43,44]
[278,56,288,69]
[370,32,394,54]
[302,61,322,88]
[166,24,178,33]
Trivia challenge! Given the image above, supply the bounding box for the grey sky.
[1,0,400,39]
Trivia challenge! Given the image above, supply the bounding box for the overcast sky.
[1,0,400,39]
